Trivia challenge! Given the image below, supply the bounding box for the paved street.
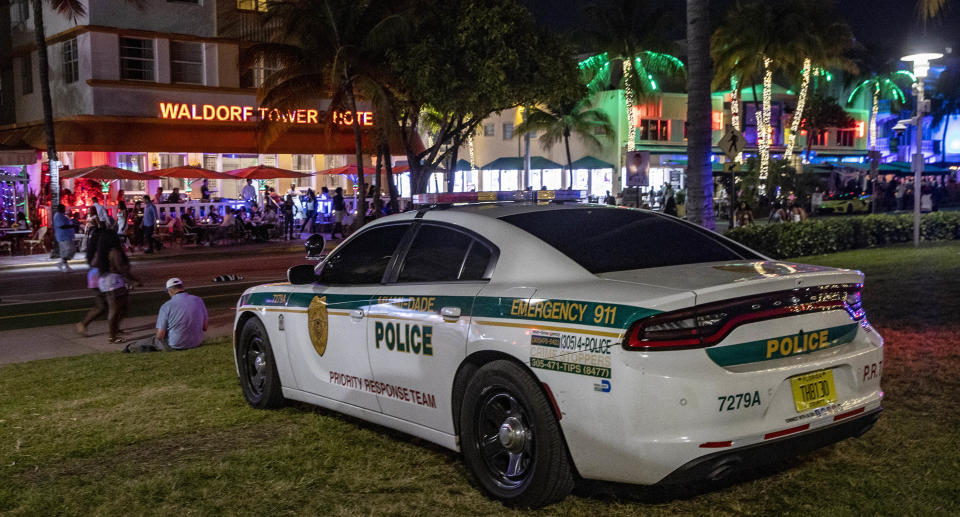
[0,244,315,349]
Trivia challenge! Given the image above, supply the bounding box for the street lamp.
[901,52,942,247]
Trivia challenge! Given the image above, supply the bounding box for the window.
[396,225,494,282]
[241,56,281,88]
[483,123,495,137]
[502,123,514,140]
[500,208,760,274]
[292,154,313,171]
[13,0,29,25]
[119,37,155,81]
[117,153,147,192]
[170,41,203,84]
[62,38,79,83]
[159,154,187,190]
[318,224,410,285]
[639,119,669,141]
[21,54,33,95]
[836,129,855,147]
[811,130,829,146]
[237,0,268,12]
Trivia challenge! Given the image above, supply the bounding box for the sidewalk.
[0,238,308,271]
[0,307,236,366]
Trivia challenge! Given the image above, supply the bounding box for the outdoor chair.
[0,239,11,255]
[23,227,48,254]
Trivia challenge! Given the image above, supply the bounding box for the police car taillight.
[623,284,865,351]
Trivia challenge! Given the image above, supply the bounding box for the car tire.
[459,360,574,508]
[237,317,285,409]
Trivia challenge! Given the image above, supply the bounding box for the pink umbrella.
[60,165,153,181]
[146,165,238,181]
[226,165,313,179]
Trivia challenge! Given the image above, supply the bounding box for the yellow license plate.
[790,369,837,412]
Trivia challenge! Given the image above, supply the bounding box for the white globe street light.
[901,52,942,247]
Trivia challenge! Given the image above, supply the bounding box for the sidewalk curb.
[0,244,304,271]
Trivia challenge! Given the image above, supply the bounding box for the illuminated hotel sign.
[158,102,374,126]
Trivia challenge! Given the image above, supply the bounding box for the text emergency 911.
[329,370,437,408]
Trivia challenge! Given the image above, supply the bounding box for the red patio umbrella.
[146,165,238,181]
[316,164,410,175]
[60,165,153,181]
[226,165,314,179]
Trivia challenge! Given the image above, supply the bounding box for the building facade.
[0,0,385,212]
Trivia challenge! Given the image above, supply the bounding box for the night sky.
[522,0,960,61]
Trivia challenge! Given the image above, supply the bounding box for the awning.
[481,156,563,170]
[569,156,614,169]
[0,116,412,155]
[845,162,952,175]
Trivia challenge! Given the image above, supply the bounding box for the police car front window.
[318,224,409,285]
[500,209,760,274]
[397,225,476,283]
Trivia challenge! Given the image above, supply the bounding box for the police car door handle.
[440,306,461,322]
[350,309,365,320]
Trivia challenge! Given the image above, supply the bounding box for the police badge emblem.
[308,295,329,356]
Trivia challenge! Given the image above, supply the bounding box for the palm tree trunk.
[758,57,773,191]
[448,144,460,193]
[784,58,811,161]
[31,0,59,209]
[380,139,399,213]
[373,142,382,216]
[686,0,715,229]
[345,84,366,225]
[870,88,879,150]
[563,129,573,188]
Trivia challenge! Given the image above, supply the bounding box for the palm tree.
[251,0,407,225]
[847,70,914,150]
[582,1,685,151]
[780,0,856,161]
[712,1,780,186]
[29,0,87,209]
[515,93,614,187]
[685,0,714,230]
[930,63,960,163]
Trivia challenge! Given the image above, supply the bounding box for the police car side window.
[318,224,409,285]
[459,240,493,280]
[397,225,489,283]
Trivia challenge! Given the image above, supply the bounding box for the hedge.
[723,211,960,258]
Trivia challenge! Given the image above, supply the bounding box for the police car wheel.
[459,360,574,508]
[237,317,285,409]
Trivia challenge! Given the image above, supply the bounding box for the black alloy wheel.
[459,360,574,508]
[237,317,285,409]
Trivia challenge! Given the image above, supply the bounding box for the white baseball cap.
[166,278,184,289]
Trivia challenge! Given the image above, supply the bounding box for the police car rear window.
[499,209,760,273]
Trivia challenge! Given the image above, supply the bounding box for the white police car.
[233,194,883,507]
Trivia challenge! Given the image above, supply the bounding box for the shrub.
[724,212,960,258]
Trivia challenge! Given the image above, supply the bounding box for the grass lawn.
[2,243,959,515]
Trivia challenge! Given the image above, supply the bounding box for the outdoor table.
[0,229,31,254]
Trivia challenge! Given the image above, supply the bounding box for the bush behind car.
[724,212,960,258]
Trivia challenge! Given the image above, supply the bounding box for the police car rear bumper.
[656,407,881,486]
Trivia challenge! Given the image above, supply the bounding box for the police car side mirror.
[305,234,326,260]
[288,264,318,285]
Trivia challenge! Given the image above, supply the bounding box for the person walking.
[75,222,106,337]
[332,187,347,239]
[53,204,77,272]
[300,188,317,235]
[281,194,295,239]
[95,231,139,344]
[141,195,158,254]
[124,278,208,353]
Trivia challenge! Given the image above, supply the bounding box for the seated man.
[124,278,208,353]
